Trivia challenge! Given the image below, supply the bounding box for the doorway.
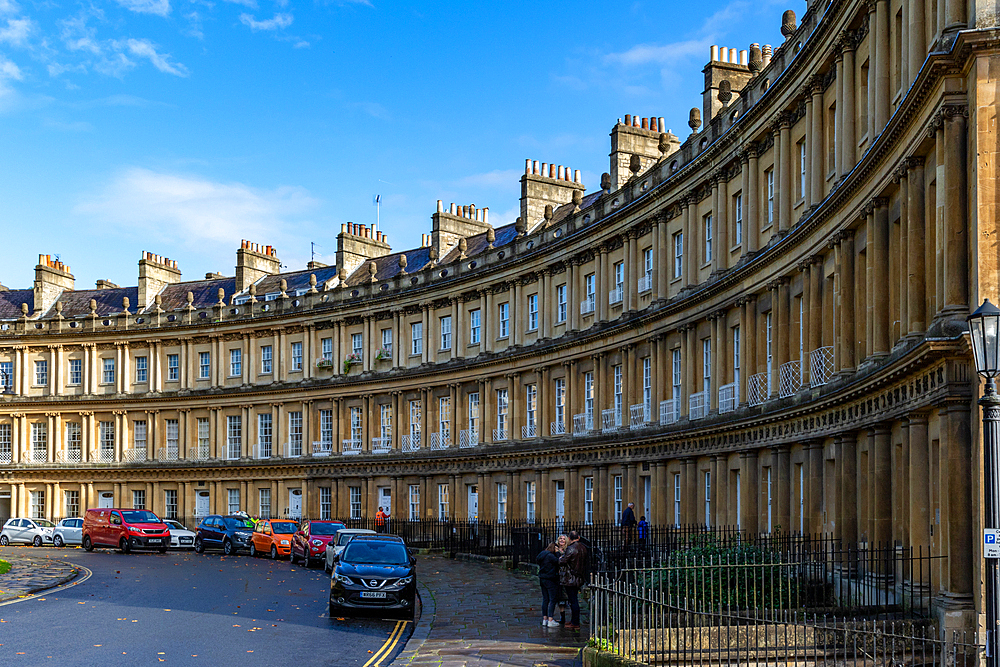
[379,487,392,516]
[98,492,115,509]
[467,484,478,521]
[555,480,565,527]
[195,491,210,518]
[288,489,302,519]
[643,476,651,522]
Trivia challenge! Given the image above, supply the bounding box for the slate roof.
[152,278,238,312]
[40,287,139,319]
[0,290,33,319]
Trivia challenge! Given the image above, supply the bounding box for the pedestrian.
[536,542,561,627]
[558,530,588,630]
[620,501,637,547]
[637,515,649,549]
[375,506,387,533]
[555,534,569,623]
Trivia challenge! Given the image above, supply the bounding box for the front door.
[555,481,565,526]
[288,489,302,519]
[98,492,114,509]
[378,487,392,516]
[644,476,651,522]
[195,491,210,519]
[467,485,478,521]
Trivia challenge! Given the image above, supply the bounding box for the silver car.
[53,517,84,547]
[163,520,197,549]
[0,517,57,546]
[324,529,376,573]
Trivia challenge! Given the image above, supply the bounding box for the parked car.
[53,517,84,547]
[291,520,345,567]
[329,534,416,618]
[82,509,170,554]
[250,520,299,559]
[324,528,376,573]
[0,517,57,546]
[194,515,256,555]
[163,520,196,549]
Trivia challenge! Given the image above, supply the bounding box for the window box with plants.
[374,347,392,364]
[315,357,335,371]
[342,352,363,374]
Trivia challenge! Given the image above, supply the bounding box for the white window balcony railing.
[341,439,362,455]
[156,446,178,462]
[637,273,652,293]
[98,448,115,463]
[779,360,802,398]
[747,373,769,407]
[580,294,596,315]
[188,445,210,461]
[58,448,82,464]
[629,404,647,430]
[810,346,835,388]
[28,448,46,464]
[660,398,679,425]
[601,408,621,434]
[372,437,391,454]
[402,433,421,453]
[226,444,242,460]
[284,442,304,459]
[492,427,508,442]
[550,420,566,436]
[719,382,738,414]
[689,391,707,420]
[572,413,591,436]
[430,431,451,450]
[521,423,537,439]
[253,443,273,460]
[123,448,146,463]
[459,429,479,448]
[608,286,623,305]
[312,440,333,457]
[0,449,11,464]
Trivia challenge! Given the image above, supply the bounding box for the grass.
[0,559,10,576]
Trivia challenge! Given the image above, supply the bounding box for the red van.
[82,508,171,554]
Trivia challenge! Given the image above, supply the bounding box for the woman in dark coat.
[536,542,561,627]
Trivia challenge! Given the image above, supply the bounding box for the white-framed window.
[798,463,805,533]
[197,418,210,455]
[525,481,536,522]
[673,232,684,278]
[440,315,452,350]
[133,420,147,451]
[0,423,10,463]
[672,348,682,398]
[613,365,623,421]
[31,422,47,457]
[350,486,362,519]
[352,332,363,356]
[166,354,178,381]
[35,360,48,386]
[496,388,509,437]
[409,399,421,437]
[133,489,146,510]
[102,357,115,384]
[556,285,567,323]
[228,488,240,515]
[496,482,507,523]
[705,471,712,527]
[261,345,273,374]
[409,484,420,521]
[350,407,362,442]
[766,466,773,532]
[163,490,177,519]
[674,473,682,526]
[585,273,596,300]
[227,415,242,460]
[799,296,805,373]
[411,322,423,355]
[65,490,80,517]
[320,487,332,520]
[643,248,653,287]
[704,214,713,262]
[258,413,273,458]
[614,475,623,518]
[318,409,333,447]
[584,476,594,524]
[288,411,302,457]
[733,325,741,393]
[469,309,481,344]
[437,483,449,520]
[291,341,303,371]
[229,348,242,377]
[165,419,179,454]
[702,338,712,395]
[584,371,594,426]
[642,357,651,419]
[527,294,538,331]
[614,262,624,296]
[199,351,210,379]
[766,168,774,225]
[30,490,45,519]
[68,359,82,385]
[380,404,392,441]
[554,378,565,430]
[438,396,450,440]
[134,356,147,383]
[258,488,272,519]
[381,328,393,352]
[735,193,743,244]
[766,311,773,394]
[65,422,81,457]
[0,361,13,390]
[498,302,510,338]
[321,337,333,361]
[799,141,807,198]
[525,384,537,433]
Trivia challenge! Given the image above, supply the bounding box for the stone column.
[874,0,890,134]
[942,109,968,317]
[567,260,578,330]
[872,199,890,357]
[810,80,825,205]
[908,0,925,78]
[746,148,760,253]
[841,37,856,176]
[941,403,973,605]
[834,50,845,178]
[772,446,790,531]
[807,442,824,534]
[778,115,792,232]
[740,451,759,533]
[713,455,728,528]
[710,177,721,273]
[683,199,697,286]
[839,232,856,372]
[869,425,892,546]
[596,247,608,322]
[838,433,858,545]
[908,413,930,550]
[906,157,926,335]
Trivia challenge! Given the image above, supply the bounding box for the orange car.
[249,519,299,559]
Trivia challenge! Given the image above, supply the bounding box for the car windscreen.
[121,511,160,524]
[337,533,358,546]
[342,541,409,565]
[224,517,254,530]
[165,521,184,530]
[35,520,56,528]
[271,522,297,534]
[309,523,342,536]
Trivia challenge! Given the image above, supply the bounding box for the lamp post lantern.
[968,298,1000,667]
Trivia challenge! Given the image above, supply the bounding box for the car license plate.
[360,592,387,599]
[148,539,161,544]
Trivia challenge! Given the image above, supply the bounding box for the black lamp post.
[0,368,10,395]
[968,298,1000,667]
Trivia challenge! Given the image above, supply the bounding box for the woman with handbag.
[558,530,588,629]
[536,543,561,627]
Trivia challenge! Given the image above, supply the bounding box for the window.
[672,348,682,398]
[409,485,420,521]
[261,345,273,374]
[613,262,624,301]
[411,322,423,355]
[258,413,272,458]
[135,355,148,382]
[584,476,594,524]
[132,489,146,510]
[440,315,452,350]
[68,358,82,385]
[702,338,712,396]
[766,168,774,225]
[734,193,743,244]
[733,325,741,395]
[197,418,210,456]
[65,490,80,518]
[674,473,682,525]
[320,487,332,520]
[766,466,773,532]
[199,352,210,379]
[160,490,177,519]
[525,481,536,522]
[556,285,567,323]
[352,332,363,356]
[381,328,392,352]
[614,475,623,518]
[496,483,507,522]
[524,384,537,436]
[467,392,480,439]
[613,365,623,423]
[438,483,449,520]
[584,371,594,428]
[291,341,302,371]
[30,490,45,519]
[34,360,48,386]
[133,420,147,451]
[554,378,565,432]
[288,411,302,457]
[409,400,421,438]
[65,423,81,459]
[227,415,242,460]
[102,357,115,384]
[320,409,334,447]
[321,337,333,360]
[704,214,713,262]
[527,294,538,330]
[228,488,240,515]
[229,349,242,377]
[438,396,450,441]
[705,471,712,527]
[642,357,651,420]
[766,312,773,394]
[799,141,807,198]
[673,232,684,278]
[462,309,479,345]
[350,407,362,443]
[350,487,362,519]
[0,361,13,390]
[498,302,509,338]
[586,273,596,299]
[165,419,179,455]
[166,354,178,381]
[496,388,509,439]
[258,488,272,519]
[641,248,653,291]
[0,423,10,463]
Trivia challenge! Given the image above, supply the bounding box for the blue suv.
[194,515,255,555]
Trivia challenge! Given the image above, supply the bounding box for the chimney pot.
[548,164,555,178]
[624,114,631,125]
[524,159,530,174]
[574,169,581,183]
[437,199,443,212]
[532,160,539,174]
[711,44,719,61]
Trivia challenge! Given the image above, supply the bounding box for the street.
[0,547,413,666]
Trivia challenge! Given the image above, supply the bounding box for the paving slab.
[0,547,83,602]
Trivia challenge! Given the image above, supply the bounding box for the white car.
[163,520,197,549]
[53,517,84,547]
[324,528,376,572]
[0,517,57,546]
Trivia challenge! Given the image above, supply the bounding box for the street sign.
[986,529,1000,559]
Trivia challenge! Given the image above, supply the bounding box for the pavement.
[396,555,588,667]
[0,548,82,602]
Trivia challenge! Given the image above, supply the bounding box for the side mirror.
[409,556,417,566]
[407,547,417,555]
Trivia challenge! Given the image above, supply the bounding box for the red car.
[291,520,345,568]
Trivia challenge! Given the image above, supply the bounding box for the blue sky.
[0,0,787,290]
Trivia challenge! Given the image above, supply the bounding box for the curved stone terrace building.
[1,0,997,627]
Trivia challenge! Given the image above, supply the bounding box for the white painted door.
[644,477,651,522]
[195,491,210,518]
[378,487,392,515]
[467,485,478,521]
[555,481,565,522]
[288,489,302,519]
[98,492,115,509]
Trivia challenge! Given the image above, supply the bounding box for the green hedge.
[0,559,10,576]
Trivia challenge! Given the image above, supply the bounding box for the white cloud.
[114,0,171,16]
[454,169,521,189]
[0,17,32,46]
[0,54,23,109]
[0,0,19,15]
[224,0,258,7]
[239,12,292,31]
[603,38,710,66]
[125,38,189,77]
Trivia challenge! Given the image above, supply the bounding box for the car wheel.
[290,547,298,565]
[158,546,167,554]
[194,537,204,554]
[223,539,234,556]
[33,536,42,547]
[270,545,278,560]
[300,551,309,568]
[329,601,343,618]
[324,556,331,573]
[119,538,131,554]
[0,535,8,546]
[82,535,93,552]
[53,535,64,548]
[249,543,257,558]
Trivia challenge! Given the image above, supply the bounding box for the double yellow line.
[364,619,409,667]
